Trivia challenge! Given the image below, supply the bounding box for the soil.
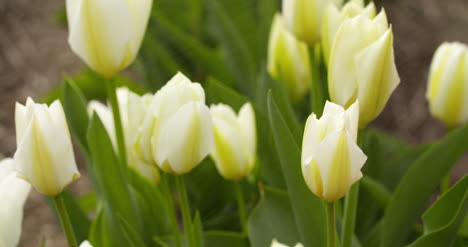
[0,0,466,246]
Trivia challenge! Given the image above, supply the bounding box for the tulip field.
[0,0,467,247]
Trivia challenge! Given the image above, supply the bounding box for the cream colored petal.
[0,159,30,247]
[79,240,93,247]
[346,132,367,184]
[15,102,27,147]
[238,103,256,163]
[267,14,284,79]
[354,29,399,126]
[301,113,320,164]
[49,100,71,139]
[344,100,360,141]
[125,0,152,56]
[87,100,116,148]
[67,0,132,77]
[155,102,213,174]
[322,4,341,65]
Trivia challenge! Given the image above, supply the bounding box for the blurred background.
[0,0,467,246]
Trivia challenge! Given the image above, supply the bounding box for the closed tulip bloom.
[426,42,468,127]
[210,103,256,181]
[271,239,303,247]
[301,101,367,202]
[14,98,80,196]
[282,0,343,45]
[150,73,214,174]
[322,0,376,65]
[79,241,93,247]
[66,0,152,77]
[87,89,160,184]
[0,158,31,247]
[328,11,400,127]
[267,14,311,103]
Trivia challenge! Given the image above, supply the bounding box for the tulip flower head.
[149,72,214,174]
[0,158,31,247]
[322,0,376,65]
[328,10,400,127]
[210,103,256,181]
[14,98,80,196]
[80,241,93,247]
[426,42,468,127]
[87,89,160,184]
[267,14,311,103]
[301,101,367,202]
[66,0,153,77]
[271,239,304,247]
[282,0,343,45]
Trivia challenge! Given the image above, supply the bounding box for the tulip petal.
[238,103,256,164]
[155,102,213,174]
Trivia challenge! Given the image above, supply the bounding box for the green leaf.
[118,215,147,247]
[267,93,326,247]
[78,192,97,213]
[248,185,300,247]
[204,231,248,247]
[360,176,391,210]
[193,212,205,247]
[205,78,250,110]
[407,176,468,247]
[382,124,468,247]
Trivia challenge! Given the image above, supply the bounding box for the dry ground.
[0,0,466,246]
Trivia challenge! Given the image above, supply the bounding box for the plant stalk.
[234,182,247,234]
[327,202,336,247]
[175,175,194,246]
[161,173,182,247]
[53,193,78,247]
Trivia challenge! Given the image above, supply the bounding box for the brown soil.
[0,0,466,246]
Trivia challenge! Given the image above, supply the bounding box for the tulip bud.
[66,0,152,77]
[87,89,160,184]
[80,241,93,247]
[150,72,214,174]
[210,103,256,181]
[322,0,376,65]
[0,158,31,247]
[271,239,304,247]
[267,14,311,103]
[301,101,367,202]
[328,11,400,127]
[282,0,343,45]
[14,98,80,196]
[426,42,468,127]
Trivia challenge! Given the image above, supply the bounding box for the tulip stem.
[327,202,336,247]
[105,78,128,171]
[175,175,194,247]
[309,44,326,117]
[234,182,247,235]
[161,173,182,247]
[53,193,78,247]
[342,182,359,247]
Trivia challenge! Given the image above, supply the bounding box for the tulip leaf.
[204,231,248,247]
[87,114,140,246]
[248,185,300,247]
[193,212,205,247]
[382,124,468,247]
[407,175,468,247]
[205,77,250,110]
[118,215,147,247]
[267,93,327,247]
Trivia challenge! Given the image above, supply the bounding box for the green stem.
[175,175,194,246]
[161,173,182,247]
[327,202,336,247]
[342,181,359,247]
[53,193,78,247]
[105,78,128,170]
[234,182,247,235]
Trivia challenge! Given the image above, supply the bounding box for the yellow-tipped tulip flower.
[149,73,214,174]
[87,89,160,184]
[322,0,376,65]
[282,0,343,45]
[328,11,400,127]
[301,101,367,202]
[427,42,468,127]
[14,98,80,196]
[210,103,256,181]
[267,14,311,103]
[0,158,30,247]
[66,0,152,77]
[270,239,304,247]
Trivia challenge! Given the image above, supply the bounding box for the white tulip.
[210,103,256,181]
[66,0,152,77]
[0,158,31,247]
[301,101,367,202]
[267,14,311,103]
[322,0,376,65]
[14,98,80,196]
[328,10,400,127]
[270,239,304,247]
[87,89,160,184]
[282,0,343,45]
[79,240,93,247]
[149,72,214,174]
[426,42,468,127]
